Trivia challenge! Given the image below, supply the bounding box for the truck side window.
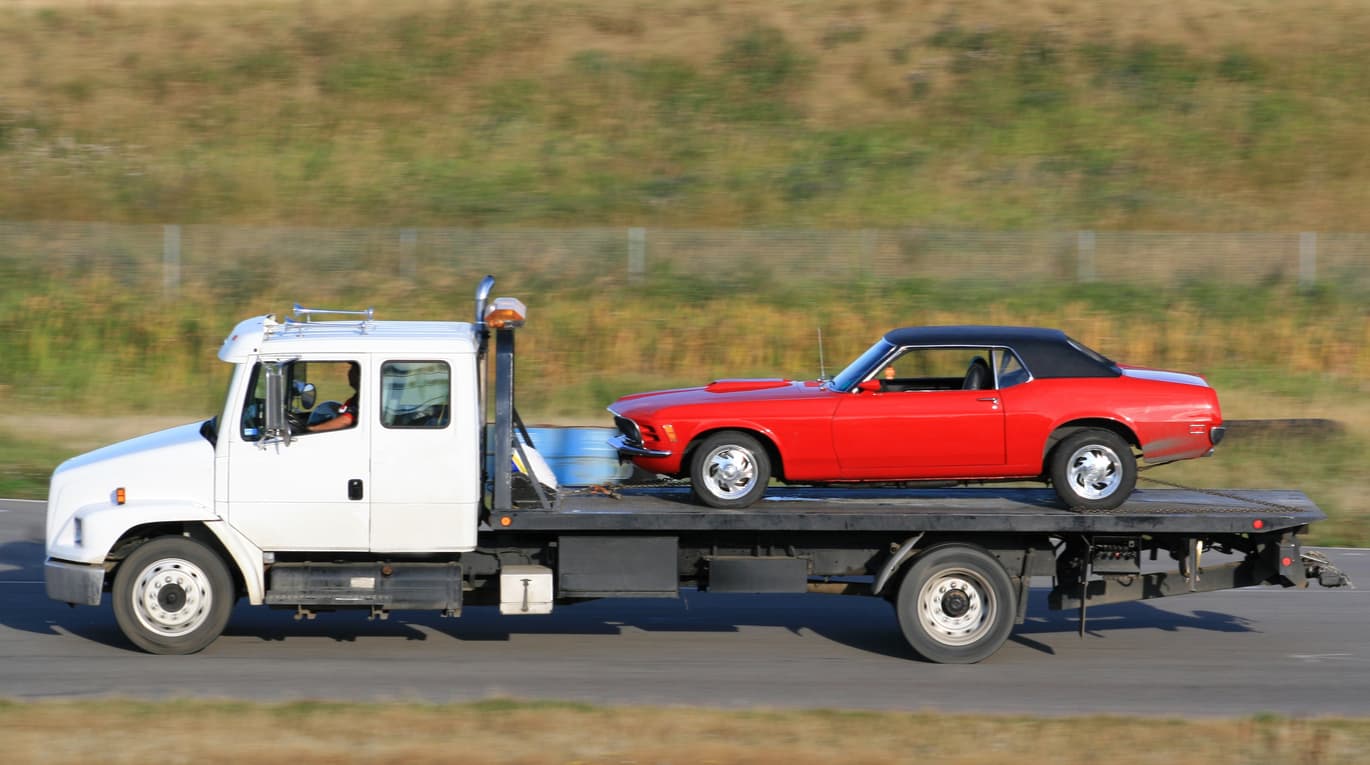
[240,360,359,440]
[381,361,451,428]
[240,363,266,440]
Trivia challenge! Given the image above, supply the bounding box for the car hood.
[612,378,826,413]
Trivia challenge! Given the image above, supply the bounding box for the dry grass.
[2,699,1368,764]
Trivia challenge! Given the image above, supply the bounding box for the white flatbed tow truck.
[43,277,1349,663]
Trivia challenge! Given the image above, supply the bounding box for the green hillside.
[3,0,1369,229]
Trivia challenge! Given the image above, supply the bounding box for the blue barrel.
[527,426,633,486]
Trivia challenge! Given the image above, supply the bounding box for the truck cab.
[45,278,557,653]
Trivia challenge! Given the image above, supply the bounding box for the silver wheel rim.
[1066,443,1124,500]
[130,557,214,638]
[701,443,759,500]
[917,568,995,647]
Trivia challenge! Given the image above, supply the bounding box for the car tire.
[690,431,771,508]
[1049,429,1137,510]
[112,535,234,655]
[894,543,1016,664]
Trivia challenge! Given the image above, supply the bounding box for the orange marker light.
[500,516,512,527]
[115,487,126,505]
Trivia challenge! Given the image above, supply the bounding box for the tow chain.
[1135,471,1312,515]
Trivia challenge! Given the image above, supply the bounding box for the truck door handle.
[348,479,364,501]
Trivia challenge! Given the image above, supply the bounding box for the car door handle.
[348,478,364,501]
[977,397,1000,409]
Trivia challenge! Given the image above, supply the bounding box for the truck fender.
[200,521,267,605]
[872,532,925,596]
[49,500,267,605]
[49,499,219,566]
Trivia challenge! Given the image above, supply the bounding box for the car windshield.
[829,339,895,392]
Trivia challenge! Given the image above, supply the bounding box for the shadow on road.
[2,537,1256,661]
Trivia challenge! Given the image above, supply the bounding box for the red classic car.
[608,326,1225,510]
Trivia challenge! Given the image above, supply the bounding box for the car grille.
[614,415,642,443]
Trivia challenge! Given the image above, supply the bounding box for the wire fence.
[3,222,1369,300]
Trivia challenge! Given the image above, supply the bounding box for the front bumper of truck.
[45,558,105,606]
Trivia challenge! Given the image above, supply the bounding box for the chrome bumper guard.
[608,434,673,460]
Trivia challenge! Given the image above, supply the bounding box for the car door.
[830,346,1007,478]
[226,357,371,551]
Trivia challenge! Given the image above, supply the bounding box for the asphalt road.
[4,498,1369,716]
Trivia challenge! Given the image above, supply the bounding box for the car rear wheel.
[1049,429,1137,510]
[690,431,771,508]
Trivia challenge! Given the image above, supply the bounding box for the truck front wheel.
[112,536,234,655]
[895,544,1016,664]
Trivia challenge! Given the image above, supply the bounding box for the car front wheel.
[690,431,771,508]
[1049,429,1137,510]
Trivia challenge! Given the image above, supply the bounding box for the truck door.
[226,358,371,551]
[369,356,480,552]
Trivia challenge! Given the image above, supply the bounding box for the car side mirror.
[856,380,882,393]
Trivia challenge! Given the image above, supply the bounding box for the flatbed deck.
[489,487,1324,535]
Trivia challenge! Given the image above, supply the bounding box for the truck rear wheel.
[112,536,233,655]
[895,544,1016,664]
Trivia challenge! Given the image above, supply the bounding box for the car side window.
[381,361,451,428]
[877,347,995,392]
[995,350,1031,388]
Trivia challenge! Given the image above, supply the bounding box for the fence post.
[162,224,181,298]
[1299,232,1317,290]
[628,227,646,284]
[1076,230,1096,282]
[860,228,876,280]
[400,228,417,279]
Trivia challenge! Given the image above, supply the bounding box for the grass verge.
[2,699,1368,764]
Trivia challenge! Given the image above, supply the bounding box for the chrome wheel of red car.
[690,431,771,508]
[1050,429,1137,510]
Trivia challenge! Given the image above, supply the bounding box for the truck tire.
[112,536,234,655]
[1050,429,1137,510]
[895,544,1016,664]
[690,431,771,508]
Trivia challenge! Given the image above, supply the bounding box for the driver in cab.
[309,362,360,432]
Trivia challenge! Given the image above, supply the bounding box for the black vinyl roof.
[882,326,1121,379]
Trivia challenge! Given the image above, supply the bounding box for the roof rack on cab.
[265,303,377,338]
